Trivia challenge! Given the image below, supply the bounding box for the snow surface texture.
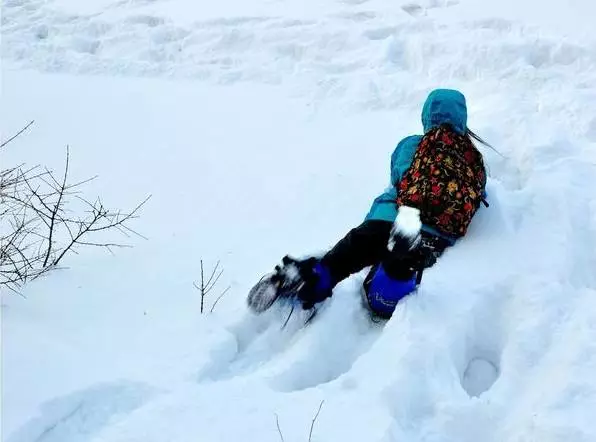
[2,0,596,441]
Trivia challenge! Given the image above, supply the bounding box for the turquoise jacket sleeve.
[390,135,422,187]
[366,135,422,222]
[365,187,398,222]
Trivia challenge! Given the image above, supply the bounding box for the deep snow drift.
[2,0,596,441]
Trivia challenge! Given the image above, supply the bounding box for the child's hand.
[388,206,422,254]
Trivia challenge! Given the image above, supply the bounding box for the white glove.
[388,206,422,253]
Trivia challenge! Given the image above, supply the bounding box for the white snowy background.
[2,0,596,440]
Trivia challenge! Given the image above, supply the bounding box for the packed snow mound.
[2,0,596,441]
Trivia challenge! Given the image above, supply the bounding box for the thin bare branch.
[65,174,99,189]
[205,267,224,294]
[200,260,205,313]
[21,173,55,216]
[204,260,221,289]
[309,401,325,442]
[1,120,35,149]
[210,286,230,313]
[43,146,70,267]
[117,223,149,241]
[76,242,132,249]
[275,414,285,442]
[0,281,27,298]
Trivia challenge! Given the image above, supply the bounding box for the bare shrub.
[1,121,149,294]
[193,260,231,313]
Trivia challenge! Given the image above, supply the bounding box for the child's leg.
[382,232,451,280]
[321,219,392,286]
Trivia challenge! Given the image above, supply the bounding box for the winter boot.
[247,256,332,314]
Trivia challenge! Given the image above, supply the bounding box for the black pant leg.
[321,219,392,286]
[383,232,451,280]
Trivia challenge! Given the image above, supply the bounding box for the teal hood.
[421,89,467,135]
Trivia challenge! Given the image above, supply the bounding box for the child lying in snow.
[248,89,490,319]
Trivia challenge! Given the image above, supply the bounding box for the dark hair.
[466,129,491,147]
[466,128,504,158]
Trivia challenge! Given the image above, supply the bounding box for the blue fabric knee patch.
[313,261,332,295]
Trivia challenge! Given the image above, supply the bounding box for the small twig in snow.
[195,259,229,314]
[308,400,325,442]
[275,414,285,442]
[210,286,230,313]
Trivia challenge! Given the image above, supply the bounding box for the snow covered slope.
[2,0,596,441]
